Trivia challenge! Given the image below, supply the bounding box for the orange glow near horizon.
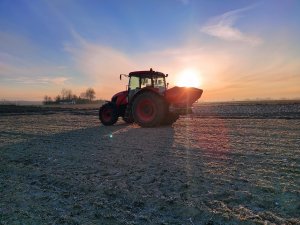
[175,69,202,88]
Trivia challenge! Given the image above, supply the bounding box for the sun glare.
[175,69,202,88]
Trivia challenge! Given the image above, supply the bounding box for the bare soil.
[0,104,299,224]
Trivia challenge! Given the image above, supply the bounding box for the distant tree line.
[43,88,96,105]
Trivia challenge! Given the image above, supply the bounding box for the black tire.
[162,112,179,125]
[99,102,118,126]
[132,92,166,127]
[122,105,134,123]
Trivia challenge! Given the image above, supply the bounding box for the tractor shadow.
[0,121,216,224]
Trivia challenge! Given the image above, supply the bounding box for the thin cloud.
[0,57,71,86]
[0,30,72,86]
[51,76,69,85]
[65,40,135,80]
[5,76,70,85]
[65,28,299,100]
[0,31,72,89]
[65,32,137,98]
[201,5,263,46]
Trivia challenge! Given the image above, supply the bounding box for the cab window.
[141,77,152,88]
[129,76,140,90]
[153,76,165,88]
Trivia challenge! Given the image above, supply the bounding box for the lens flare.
[175,69,202,88]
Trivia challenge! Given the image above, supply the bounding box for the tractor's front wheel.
[99,102,118,126]
[132,92,166,127]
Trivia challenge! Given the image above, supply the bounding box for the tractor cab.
[127,69,167,101]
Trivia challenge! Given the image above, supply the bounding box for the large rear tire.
[99,102,118,126]
[132,92,166,127]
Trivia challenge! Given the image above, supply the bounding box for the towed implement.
[99,69,203,127]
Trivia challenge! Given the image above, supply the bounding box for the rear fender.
[165,86,203,107]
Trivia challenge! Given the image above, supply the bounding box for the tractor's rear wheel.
[99,102,118,126]
[132,92,166,127]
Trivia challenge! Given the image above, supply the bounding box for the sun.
[175,69,202,88]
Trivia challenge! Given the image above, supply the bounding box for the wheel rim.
[136,99,156,122]
[101,108,113,122]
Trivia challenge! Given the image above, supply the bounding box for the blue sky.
[0,0,299,101]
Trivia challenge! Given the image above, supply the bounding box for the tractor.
[99,68,203,127]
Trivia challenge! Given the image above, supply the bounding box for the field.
[0,102,299,224]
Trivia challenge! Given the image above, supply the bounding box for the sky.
[0,0,299,101]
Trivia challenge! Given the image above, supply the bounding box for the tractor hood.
[111,90,128,105]
[165,86,203,107]
[111,91,127,101]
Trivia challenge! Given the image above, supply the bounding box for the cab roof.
[129,69,166,77]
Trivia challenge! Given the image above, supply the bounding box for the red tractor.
[99,69,203,127]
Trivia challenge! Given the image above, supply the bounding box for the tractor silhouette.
[99,68,203,127]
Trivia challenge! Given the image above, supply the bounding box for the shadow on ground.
[1,117,299,224]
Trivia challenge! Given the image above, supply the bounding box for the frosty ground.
[0,105,299,224]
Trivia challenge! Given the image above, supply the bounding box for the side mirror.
[120,74,128,80]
